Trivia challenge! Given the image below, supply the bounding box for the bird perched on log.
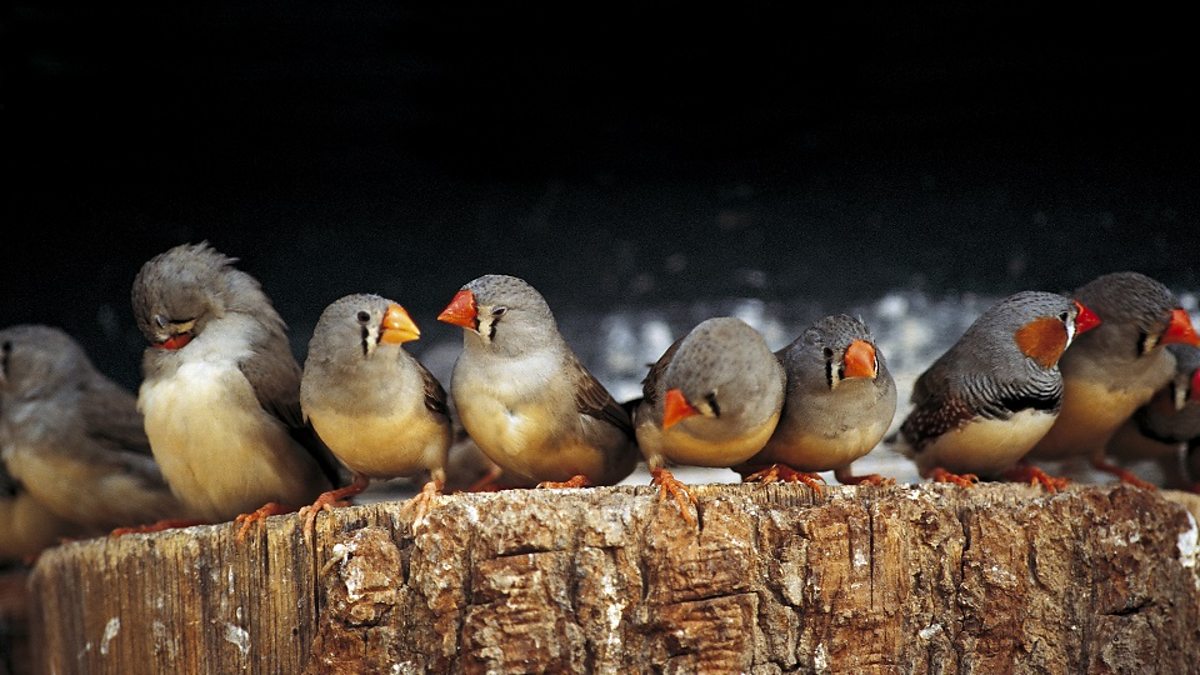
[633,317,786,521]
[0,325,186,540]
[437,274,637,489]
[1106,344,1200,490]
[1025,272,1200,488]
[299,294,452,530]
[897,291,1101,489]
[737,314,897,488]
[131,242,338,538]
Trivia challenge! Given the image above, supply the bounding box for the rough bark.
[27,484,1200,674]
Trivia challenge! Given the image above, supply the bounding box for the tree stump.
[27,483,1200,674]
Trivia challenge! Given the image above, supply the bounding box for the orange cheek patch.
[1015,317,1068,368]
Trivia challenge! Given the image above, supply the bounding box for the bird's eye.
[822,347,834,360]
[356,311,371,324]
[1058,311,1069,322]
[492,306,508,317]
[705,392,721,417]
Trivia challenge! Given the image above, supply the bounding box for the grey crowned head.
[436,274,558,356]
[1072,271,1199,358]
[954,290,1098,371]
[780,314,888,393]
[662,317,780,426]
[306,293,421,368]
[0,325,94,399]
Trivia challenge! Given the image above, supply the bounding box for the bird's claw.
[743,464,827,493]
[399,479,443,528]
[651,467,697,525]
[1001,464,1070,493]
[929,467,979,488]
[234,502,291,542]
[537,474,591,489]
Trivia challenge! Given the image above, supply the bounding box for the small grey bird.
[739,314,897,488]
[634,317,786,520]
[299,294,452,528]
[898,291,1101,488]
[1026,272,1200,488]
[0,325,186,535]
[132,242,338,535]
[437,274,637,488]
[1106,344,1200,489]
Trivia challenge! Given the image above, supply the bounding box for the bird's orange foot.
[929,467,979,487]
[743,464,827,492]
[299,475,371,537]
[834,467,895,486]
[399,479,444,525]
[1001,464,1070,493]
[651,467,697,525]
[537,474,592,489]
[234,502,295,542]
[462,465,505,493]
[111,518,208,537]
[1091,459,1157,491]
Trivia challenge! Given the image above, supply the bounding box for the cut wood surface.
[27,483,1200,674]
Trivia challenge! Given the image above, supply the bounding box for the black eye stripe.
[705,392,721,417]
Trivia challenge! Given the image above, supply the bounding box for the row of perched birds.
[3,242,1199,561]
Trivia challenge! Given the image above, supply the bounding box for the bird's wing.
[569,353,634,438]
[239,347,343,486]
[80,378,153,455]
[416,359,451,419]
[641,336,684,407]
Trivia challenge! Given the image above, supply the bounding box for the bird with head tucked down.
[132,242,339,538]
[633,316,786,522]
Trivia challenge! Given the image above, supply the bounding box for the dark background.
[4,2,1197,389]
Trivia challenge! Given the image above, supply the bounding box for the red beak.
[842,339,877,379]
[662,388,699,430]
[437,289,478,330]
[1073,301,1101,335]
[157,333,193,350]
[1162,308,1200,347]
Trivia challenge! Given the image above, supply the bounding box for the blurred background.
[4,2,1197,486]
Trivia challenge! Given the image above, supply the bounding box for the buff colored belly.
[641,411,781,468]
[141,365,327,522]
[308,406,450,479]
[753,417,891,471]
[917,408,1057,476]
[1027,378,1155,460]
[457,395,609,483]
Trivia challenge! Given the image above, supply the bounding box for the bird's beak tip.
[842,339,877,379]
[437,289,478,330]
[662,388,698,430]
[380,304,421,344]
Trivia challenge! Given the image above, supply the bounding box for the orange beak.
[662,388,699,430]
[1162,308,1200,347]
[1073,301,1101,335]
[437,289,478,330]
[379,304,420,344]
[842,339,877,379]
